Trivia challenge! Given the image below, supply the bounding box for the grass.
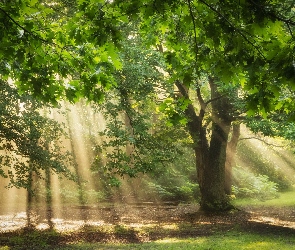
[233,188,295,207]
[14,230,293,250]
[63,234,294,249]
[1,224,294,250]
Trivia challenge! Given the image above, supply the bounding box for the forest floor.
[1,202,295,248]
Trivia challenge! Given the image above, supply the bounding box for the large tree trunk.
[175,78,234,212]
[198,78,233,211]
[199,122,232,211]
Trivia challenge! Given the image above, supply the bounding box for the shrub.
[232,165,279,201]
[146,181,199,202]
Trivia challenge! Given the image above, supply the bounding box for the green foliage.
[90,32,193,184]
[129,0,295,117]
[232,166,279,201]
[0,0,119,104]
[0,0,293,117]
[141,143,199,202]
[146,181,199,202]
[0,80,74,189]
[246,116,295,145]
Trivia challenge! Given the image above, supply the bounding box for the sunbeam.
[1,103,295,233]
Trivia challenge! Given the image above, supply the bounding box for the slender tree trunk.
[26,168,33,228]
[45,165,53,229]
[225,123,240,195]
[27,117,38,228]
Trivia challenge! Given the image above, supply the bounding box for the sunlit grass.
[233,188,295,207]
[48,231,295,249]
[1,225,295,250]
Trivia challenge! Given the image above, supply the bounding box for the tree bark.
[175,78,234,212]
[198,78,233,211]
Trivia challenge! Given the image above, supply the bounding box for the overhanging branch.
[187,0,199,64]
[205,94,226,105]
[239,136,285,148]
[0,7,48,43]
[198,0,266,60]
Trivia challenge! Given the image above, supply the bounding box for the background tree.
[0,79,73,189]
[91,32,191,183]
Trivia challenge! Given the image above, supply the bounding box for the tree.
[92,33,191,182]
[91,0,295,211]
[1,0,295,211]
[0,79,73,189]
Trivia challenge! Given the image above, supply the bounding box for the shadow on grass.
[1,211,295,249]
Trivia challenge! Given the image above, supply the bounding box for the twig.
[0,6,87,76]
[249,0,295,26]
[187,0,199,64]
[205,94,226,105]
[0,7,48,43]
[239,136,285,148]
[198,0,266,60]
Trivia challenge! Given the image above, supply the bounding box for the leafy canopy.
[1,0,295,117]
[0,0,121,104]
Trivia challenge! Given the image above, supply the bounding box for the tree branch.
[0,6,86,76]
[248,0,295,26]
[196,87,206,120]
[287,22,294,39]
[204,94,226,105]
[175,80,189,99]
[239,136,285,148]
[198,0,266,60]
[0,7,48,43]
[187,0,199,64]
[247,0,295,38]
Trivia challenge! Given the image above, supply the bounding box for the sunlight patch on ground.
[52,219,88,231]
[0,212,112,232]
[250,216,279,224]
[245,241,276,249]
[156,238,182,243]
[35,223,50,230]
[155,237,206,244]
[249,215,295,229]
[0,214,27,231]
[127,223,157,228]
[162,224,178,230]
